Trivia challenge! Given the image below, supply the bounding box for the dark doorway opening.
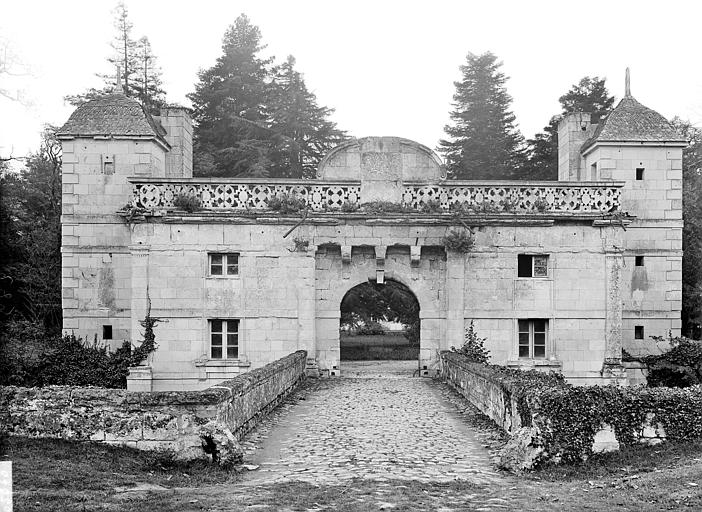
[339,279,420,361]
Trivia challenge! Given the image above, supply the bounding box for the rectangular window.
[635,256,644,267]
[209,253,239,276]
[636,168,645,180]
[517,255,548,278]
[209,319,239,359]
[518,319,548,359]
[102,325,112,340]
[634,325,644,340]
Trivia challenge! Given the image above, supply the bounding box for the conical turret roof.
[581,94,685,152]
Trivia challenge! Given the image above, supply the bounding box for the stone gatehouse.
[56,83,685,391]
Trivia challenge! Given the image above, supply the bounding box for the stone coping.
[129,177,625,188]
[125,211,624,226]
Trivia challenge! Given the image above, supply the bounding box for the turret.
[56,90,192,348]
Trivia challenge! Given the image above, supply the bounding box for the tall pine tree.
[188,14,274,177]
[439,52,524,180]
[520,77,615,180]
[188,16,345,178]
[267,56,346,178]
[65,2,166,110]
[132,36,166,111]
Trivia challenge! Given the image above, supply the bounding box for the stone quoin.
[56,71,685,391]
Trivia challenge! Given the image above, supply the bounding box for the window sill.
[507,359,562,369]
[205,275,240,279]
[195,359,251,368]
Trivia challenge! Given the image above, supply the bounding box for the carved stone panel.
[361,152,402,203]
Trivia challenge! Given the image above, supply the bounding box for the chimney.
[158,106,193,178]
[557,112,595,181]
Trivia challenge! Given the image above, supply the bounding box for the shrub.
[449,202,469,214]
[638,335,702,387]
[292,237,310,252]
[442,229,474,253]
[420,199,443,213]
[450,201,502,214]
[0,320,47,386]
[360,201,412,215]
[340,200,360,213]
[173,193,202,213]
[268,192,307,213]
[356,321,385,336]
[0,318,158,389]
[498,196,520,213]
[473,201,502,214]
[451,320,490,364]
[532,197,550,212]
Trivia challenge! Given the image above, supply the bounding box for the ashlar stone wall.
[583,145,683,355]
[127,222,316,390]
[124,212,629,388]
[465,223,623,383]
[61,137,168,350]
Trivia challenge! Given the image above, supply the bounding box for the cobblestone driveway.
[241,361,500,485]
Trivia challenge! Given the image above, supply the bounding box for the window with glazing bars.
[209,319,239,359]
[209,253,239,276]
[517,255,548,277]
[518,319,547,359]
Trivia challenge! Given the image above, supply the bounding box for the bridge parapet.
[129,178,624,214]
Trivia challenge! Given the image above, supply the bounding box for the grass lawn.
[4,435,702,511]
[340,332,419,360]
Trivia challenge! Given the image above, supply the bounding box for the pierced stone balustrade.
[130,178,623,214]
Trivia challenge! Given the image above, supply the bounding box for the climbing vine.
[442,229,474,253]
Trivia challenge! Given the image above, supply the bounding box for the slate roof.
[57,93,168,145]
[581,95,686,152]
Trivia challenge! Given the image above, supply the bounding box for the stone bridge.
[240,360,500,485]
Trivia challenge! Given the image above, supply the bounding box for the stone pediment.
[317,137,446,203]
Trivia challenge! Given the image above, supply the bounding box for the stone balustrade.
[130,178,624,214]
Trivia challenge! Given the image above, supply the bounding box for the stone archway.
[339,279,420,367]
[314,245,446,377]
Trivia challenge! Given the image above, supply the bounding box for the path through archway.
[339,279,420,375]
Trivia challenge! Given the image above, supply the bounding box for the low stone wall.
[440,351,522,433]
[440,351,702,471]
[0,350,307,464]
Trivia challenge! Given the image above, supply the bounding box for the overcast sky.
[2,0,702,160]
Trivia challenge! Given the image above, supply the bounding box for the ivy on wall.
[442,352,702,467]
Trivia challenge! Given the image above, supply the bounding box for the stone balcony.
[129,178,624,215]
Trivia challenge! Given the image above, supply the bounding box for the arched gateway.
[339,279,420,366]
[57,91,685,390]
